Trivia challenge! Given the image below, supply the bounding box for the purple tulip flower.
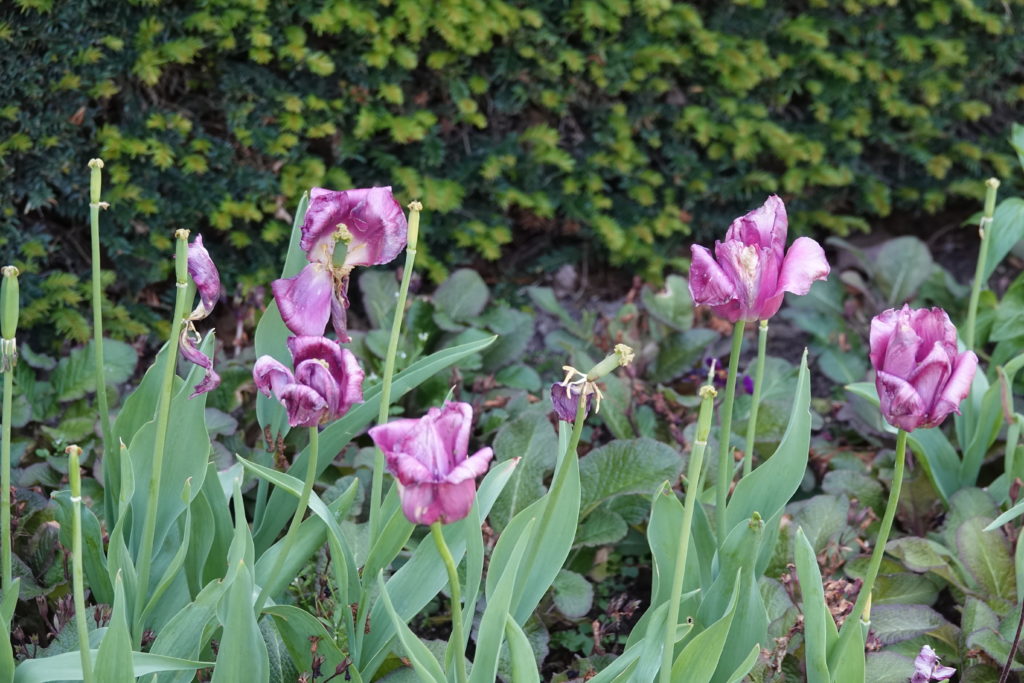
[253,336,365,427]
[689,195,830,322]
[369,402,493,525]
[911,645,955,683]
[272,187,408,342]
[870,305,977,432]
[181,234,221,397]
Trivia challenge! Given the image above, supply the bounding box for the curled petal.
[776,236,829,298]
[909,307,958,358]
[340,187,408,268]
[179,327,220,398]
[930,350,978,427]
[882,318,922,381]
[253,355,294,399]
[876,370,927,432]
[272,263,333,337]
[688,244,737,310]
[368,418,422,459]
[300,188,345,265]
[288,335,365,419]
[869,307,902,372]
[386,450,435,486]
[446,447,494,485]
[724,194,788,263]
[330,274,352,344]
[908,342,952,414]
[432,402,474,463]
[551,383,592,422]
[295,358,341,419]
[187,234,221,319]
[278,383,329,427]
[398,480,476,525]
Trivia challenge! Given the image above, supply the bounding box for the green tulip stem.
[832,428,907,670]
[965,178,999,351]
[742,319,768,477]
[1,363,10,592]
[133,230,190,638]
[369,202,421,541]
[255,426,319,614]
[431,521,467,683]
[67,446,95,683]
[661,383,716,683]
[715,321,746,544]
[87,160,113,461]
[2,265,18,592]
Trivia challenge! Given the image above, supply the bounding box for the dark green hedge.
[2,0,1022,340]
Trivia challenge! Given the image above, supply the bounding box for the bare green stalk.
[742,319,768,477]
[431,521,467,683]
[87,160,113,460]
[661,383,716,683]
[368,202,421,540]
[133,230,190,636]
[67,445,95,683]
[1,265,20,592]
[255,426,319,613]
[715,321,746,544]
[965,178,999,351]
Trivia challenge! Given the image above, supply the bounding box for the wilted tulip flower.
[689,195,829,322]
[253,336,364,427]
[910,645,955,683]
[870,305,977,432]
[369,402,493,525]
[181,234,221,397]
[273,187,408,342]
[550,382,595,422]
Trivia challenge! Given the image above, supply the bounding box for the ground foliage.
[2,0,1024,347]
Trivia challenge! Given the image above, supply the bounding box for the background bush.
[2,0,1022,343]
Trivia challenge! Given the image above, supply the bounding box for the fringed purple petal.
[187,234,221,319]
[253,355,295,399]
[179,328,220,398]
[271,264,333,337]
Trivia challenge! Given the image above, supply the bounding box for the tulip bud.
[1,266,19,372]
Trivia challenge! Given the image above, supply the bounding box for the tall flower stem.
[67,445,95,683]
[965,178,999,352]
[87,160,113,459]
[255,426,318,613]
[431,521,468,683]
[742,319,768,477]
[368,201,421,540]
[832,429,907,668]
[133,230,190,636]
[661,383,716,683]
[715,321,746,544]
[1,265,18,592]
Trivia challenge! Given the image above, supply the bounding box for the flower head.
[689,195,829,322]
[870,305,977,432]
[369,402,493,525]
[181,234,221,397]
[272,187,407,342]
[253,336,365,427]
[911,645,955,683]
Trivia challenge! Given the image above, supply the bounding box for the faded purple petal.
[253,356,294,399]
[187,234,221,319]
[433,402,473,461]
[295,358,341,420]
[931,664,956,681]
[330,273,352,344]
[882,319,922,381]
[398,480,476,525]
[908,343,951,414]
[930,350,978,426]
[287,335,364,419]
[910,308,958,358]
[446,447,494,484]
[179,328,220,398]
[300,187,408,269]
[386,450,434,486]
[869,307,901,372]
[272,263,333,337]
[912,645,955,683]
[368,418,421,459]
[688,244,736,309]
[278,383,328,427]
[725,194,787,264]
[551,383,593,422]
[876,370,926,432]
[776,236,829,298]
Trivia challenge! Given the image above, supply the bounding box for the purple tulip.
[253,336,365,427]
[272,187,407,342]
[181,234,222,397]
[368,402,493,525]
[910,645,955,683]
[550,382,594,422]
[870,305,977,432]
[689,195,830,322]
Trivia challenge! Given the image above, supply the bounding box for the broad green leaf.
[470,518,535,683]
[957,516,1016,600]
[52,338,138,402]
[727,352,810,528]
[253,334,497,553]
[504,616,541,683]
[873,236,933,305]
[579,438,682,518]
[149,579,227,683]
[265,605,348,676]
[376,573,446,683]
[490,412,557,532]
[868,604,950,645]
[873,572,940,606]
[885,537,964,588]
[359,269,400,329]
[211,560,268,683]
[434,268,488,321]
[574,507,628,547]
[642,274,693,331]
[552,569,593,618]
[864,651,916,683]
[795,528,834,683]
[982,198,1024,281]
[670,575,743,683]
[94,574,134,682]
[14,652,212,683]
